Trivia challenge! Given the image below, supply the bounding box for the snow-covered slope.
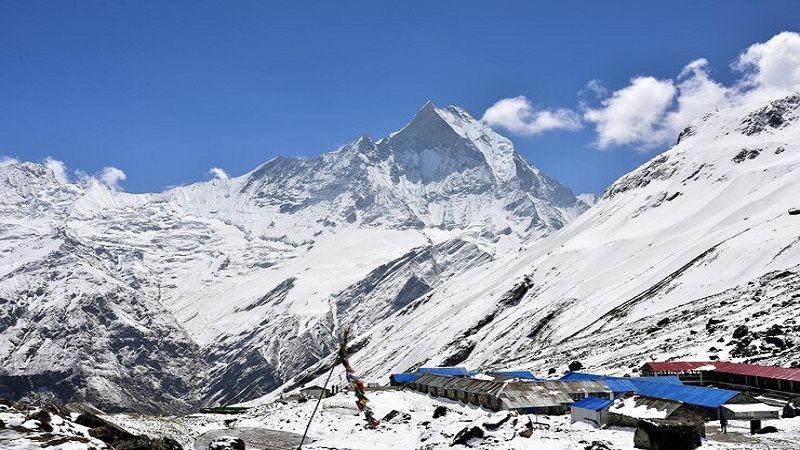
[0,103,586,412]
[272,93,800,398]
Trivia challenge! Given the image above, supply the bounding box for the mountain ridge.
[0,102,586,412]
[258,93,800,403]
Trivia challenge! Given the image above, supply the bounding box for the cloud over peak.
[100,166,127,191]
[483,31,800,152]
[584,76,676,150]
[481,96,582,136]
[209,167,229,180]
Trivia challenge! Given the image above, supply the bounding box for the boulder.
[518,418,533,438]
[75,412,108,429]
[26,409,53,432]
[569,361,584,371]
[433,406,448,419]
[783,396,800,418]
[382,409,411,424]
[208,436,246,450]
[451,425,484,446]
[483,411,512,430]
[0,418,5,428]
[764,336,786,349]
[634,420,701,450]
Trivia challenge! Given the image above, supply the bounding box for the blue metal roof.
[626,379,739,408]
[603,379,638,393]
[560,372,683,385]
[572,396,613,411]
[418,367,470,376]
[559,372,607,381]
[390,373,419,383]
[491,371,540,380]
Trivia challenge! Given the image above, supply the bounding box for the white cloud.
[209,167,229,180]
[664,59,730,137]
[99,166,126,191]
[734,31,800,104]
[0,156,20,166]
[582,79,608,98]
[584,76,676,149]
[43,157,69,184]
[481,96,582,136]
[74,169,90,181]
[485,32,800,152]
[583,32,800,150]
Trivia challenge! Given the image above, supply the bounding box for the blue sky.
[1,1,799,194]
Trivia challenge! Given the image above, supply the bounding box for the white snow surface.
[107,390,800,450]
[609,396,675,420]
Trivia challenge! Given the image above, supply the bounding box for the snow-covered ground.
[0,402,107,450]
[105,389,800,449]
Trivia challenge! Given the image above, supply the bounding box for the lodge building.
[641,361,800,399]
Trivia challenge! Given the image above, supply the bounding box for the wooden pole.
[297,363,337,449]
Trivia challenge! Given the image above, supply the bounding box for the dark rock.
[569,361,584,371]
[0,418,4,428]
[732,325,749,339]
[732,148,761,163]
[633,420,701,450]
[75,412,107,429]
[766,324,784,336]
[451,425,484,446]
[433,406,448,419]
[754,426,778,434]
[548,368,556,375]
[765,336,786,349]
[656,318,670,327]
[383,410,400,421]
[89,426,132,445]
[706,318,724,330]
[26,409,53,432]
[585,441,614,450]
[208,436,245,450]
[483,411,512,430]
[783,396,800,418]
[382,409,411,423]
[518,418,533,438]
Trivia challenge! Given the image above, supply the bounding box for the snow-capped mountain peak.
[379,101,517,185]
[0,102,587,412]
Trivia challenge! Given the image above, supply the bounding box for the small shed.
[389,373,419,386]
[300,385,333,399]
[721,403,781,420]
[571,397,613,427]
[607,393,707,437]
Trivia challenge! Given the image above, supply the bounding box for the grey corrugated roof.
[499,383,573,409]
[535,380,614,396]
